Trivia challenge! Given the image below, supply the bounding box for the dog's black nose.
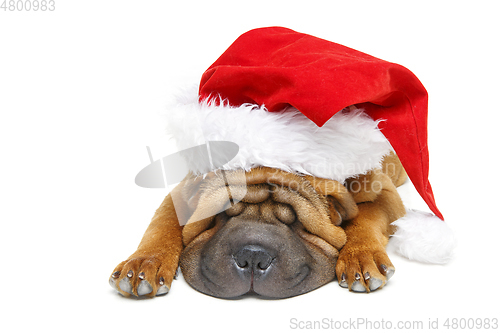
[234,245,273,271]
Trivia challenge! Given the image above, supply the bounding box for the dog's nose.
[234,245,273,271]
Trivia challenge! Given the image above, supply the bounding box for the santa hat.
[165,27,455,264]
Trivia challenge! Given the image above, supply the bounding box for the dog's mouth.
[180,214,339,299]
[199,248,312,299]
[238,262,311,298]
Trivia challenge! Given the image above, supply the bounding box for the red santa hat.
[165,27,455,263]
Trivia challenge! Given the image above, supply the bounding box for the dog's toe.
[156,285,169,296]
[137,280,153,296]
[368,277,383,291]
[119,277,133,294]
[351,281,366,292]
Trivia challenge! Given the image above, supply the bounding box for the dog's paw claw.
[384,266,395,280]
[339,273,348,288]
[109,276,119,291]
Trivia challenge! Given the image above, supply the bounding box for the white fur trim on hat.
[165,86,392,182]
[388,209,456,264]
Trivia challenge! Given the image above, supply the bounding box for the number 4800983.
[1,0,56,11]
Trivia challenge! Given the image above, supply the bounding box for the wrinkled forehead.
[176,167,351,250]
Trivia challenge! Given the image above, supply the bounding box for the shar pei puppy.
[109,153,407,298]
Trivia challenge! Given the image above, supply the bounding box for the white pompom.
[388,209,456,264]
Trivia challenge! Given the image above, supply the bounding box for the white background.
[1,1,499,332]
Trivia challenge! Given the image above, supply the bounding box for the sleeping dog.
[109,152,407,298]
[109,27,452,299]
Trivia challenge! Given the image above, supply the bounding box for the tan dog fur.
[110,152,407,296]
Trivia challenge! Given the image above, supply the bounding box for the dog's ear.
[304,176,359,226]
[181,182,234,246]
[180,170,253,246]
[169,172,229,246]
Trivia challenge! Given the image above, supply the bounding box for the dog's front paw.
[109,254,177,297]
[335,246,395,293]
